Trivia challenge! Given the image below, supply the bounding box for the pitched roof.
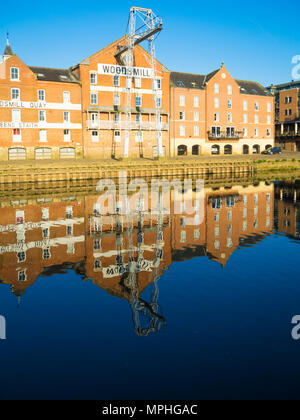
[236,79,272,97]
[29,66,80,84]
[170,71,208,89]
[171,70,272,97]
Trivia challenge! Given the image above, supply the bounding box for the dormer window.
[10,67,19,81]
[177,81,184,87]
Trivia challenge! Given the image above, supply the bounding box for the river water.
[0,176,299,400]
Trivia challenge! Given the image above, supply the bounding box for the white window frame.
[38,89,45,102]
[214,83,220,94]
[135,132,143,143]
[228,112,232,123]
[64,129,71,142]
[194,125,199,137]
[135,95,142,107]
[113,75,120,87]
[194,111,199,121]
[39,110,46,122]
[179,95,185,106]
[63,111,70,123]
[179,111,185,121]
[90,93,98,105]
[180,125,186,136]
[135,77,141,88]
[90,72,97,85]
[12,109,21,122]
[63,91,70,103]
[228,85,233,95]
[11,88,20,100]
[214,98,220,108]
[243,100,248,111]
[92,130,99,142]
[193,96,199,107]
[114,94,120,106]
[10,67,19,81]
[39,129,47,142]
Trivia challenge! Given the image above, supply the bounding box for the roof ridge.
[29,66,71,71]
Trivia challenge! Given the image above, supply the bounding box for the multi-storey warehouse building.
[170,63,274,157]
[0,37,275,161]
[0,41,83,161]
[267,81,300,151]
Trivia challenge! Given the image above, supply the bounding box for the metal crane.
[115,7,164,158]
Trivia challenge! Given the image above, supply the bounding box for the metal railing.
[207,131,243,140]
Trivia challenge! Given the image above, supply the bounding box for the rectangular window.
[13,128,21,141]
[228,85,232,95]
[243,127,248,137]
[11,88,20,100]
[228,99,232,109]
[42,208,49,221]
[214,98,219,108]
[243,100,248,111]
[63,111,70,123]
[255,115,259,124]
[66,206,73,219]
[156,79,162,89]
[255,101,259,111]
[228,113,232,123]
[194,125,199,137]
[179,111,185,120]
[135,77,141,88]
[285,109,292,116]
[11,67,19,80]
[194,111,199,121]
[254,128,259,137]
[92,130,99,142]
[90,93,98,105]
[64,129,70,141]
[211,126,221,137]
[43,247,51,260]
[63,91,70,103]
[267,102,271,112]
[39,110,46,122]
[114,131,121,142]
[136,114,141,123]
[156,97,162,108]
[194,96,199,107]
[135,96,142,107]
[180,125,185,136]
[243,114,248,123]
[12,109,21,122]
[179,95,185,106]
[214,112,219,122]
[113,75,120,87]
[114,95,120,106]
[285,97,292,104]
[38,89,45,101]
[180,231,186,243]
[17,251,26,263]
[267,128,271,137]
[90,72,97,84]
[214,83,220,94]
[39,129,47,142]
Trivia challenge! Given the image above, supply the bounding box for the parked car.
[261,145,273,155]
[267,147,282,155]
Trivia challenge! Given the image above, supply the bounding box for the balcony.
[276,130,300,138]
[207,131,243,140]
[86,120,169,131]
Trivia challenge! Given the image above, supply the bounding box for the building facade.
[0,38,275,161]
[170,64,275,156]
[267,81,300,151]
[0,41,83,161]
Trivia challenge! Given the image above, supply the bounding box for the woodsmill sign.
[98,63,154,79]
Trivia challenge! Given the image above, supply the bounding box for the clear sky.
[0,0,299,86]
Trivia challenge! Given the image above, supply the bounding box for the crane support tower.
[115,7,164,158]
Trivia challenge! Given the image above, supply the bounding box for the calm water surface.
[0,177,299,400]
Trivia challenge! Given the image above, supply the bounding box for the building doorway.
[177,145,187,156]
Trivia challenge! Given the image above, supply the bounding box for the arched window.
[177,145,187,156]
[8,148,26,160]
[243,145,249,155]
[60,147,76,159]
[192,145,200,155]
[224,145,233,155]
[211,145,220,155]
[35,147,52,160]
[253,145,260,154]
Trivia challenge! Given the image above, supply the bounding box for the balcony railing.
[207,131,243,140]
[87,121,169,131]
[276,131,300,138]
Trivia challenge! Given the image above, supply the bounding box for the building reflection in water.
[1,177,295,336]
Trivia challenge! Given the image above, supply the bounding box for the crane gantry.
[115,7,164,159]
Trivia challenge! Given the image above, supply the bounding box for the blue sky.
[0,0,299,86]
